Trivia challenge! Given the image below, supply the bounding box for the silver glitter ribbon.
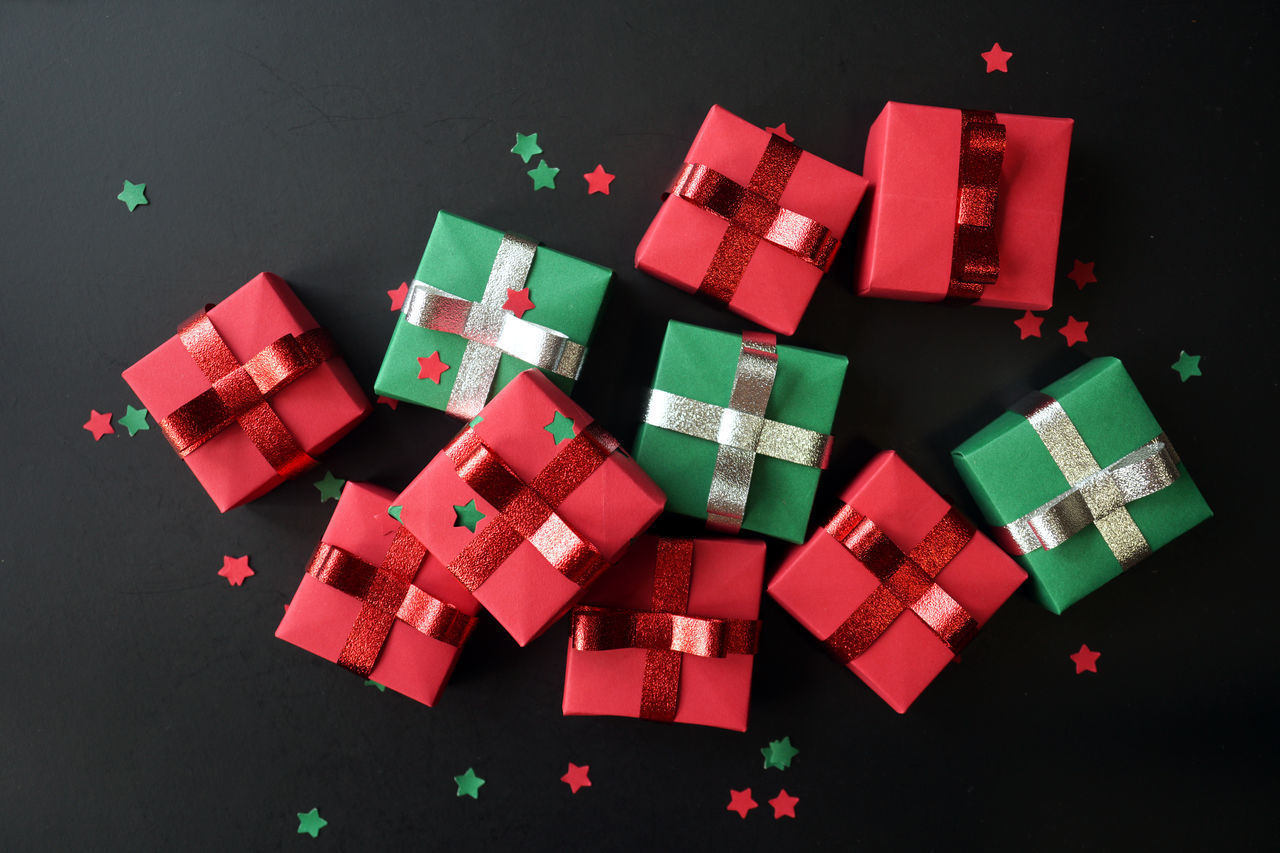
[643,331,832,533]
[992,392,1181,569]
[401,233,588,419]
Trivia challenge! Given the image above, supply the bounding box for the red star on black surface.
[1067,259,1097,290]
[1070,644,1101,674]
[560,763,591,793]
[765,122,794,141]
[768,789,799,819]
[83,409,115,441]
[1013,310,1045,340]
[727,788,758,819]
[218,555,254,586]
[582,164,615,195]
[982,42,1013,73]
[1059,316,1089,347]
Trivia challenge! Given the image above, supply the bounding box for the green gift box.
[374,211,611,417]
[952,357,1212,614]
[632,320,847,543]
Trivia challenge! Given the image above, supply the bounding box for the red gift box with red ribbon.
[635,105,868,336]
[768,451,1026,713]
[121,273,371,511]
[394,369,667,647]
[562,536,763,731]
[275,482,481,707]
[856,102,1073,309]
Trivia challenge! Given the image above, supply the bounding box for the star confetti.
[218,555,254,586]
[314,471,345,502]
[1070,644,1101,674]
[117,405,150,436]
[561,763,591,793]
[417,351,450,383]
[1171,351,1202,382]
[453,499,485,533]
[503,287,535,318]
[454,768,485,799]
[765,123,794,141]
[761,736,799,770]
[117,179,148,211]
[981,42,1013,73]
[583,164,615,195]
[1067,259,1097,290]
[1013,310,1044,340]
[511,132,543,164]
[1059,316,1089,347]
[296,808,327,838]
[83,409,115,441]
[388,282,409,311]
[364,680,387,692]
[528,159,560,190]
[768,790,799,819]
[387,505,403,522]
[376,396,399,410]
[544,411,576,445]
[727,789,758,819]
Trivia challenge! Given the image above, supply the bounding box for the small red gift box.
[635,105,868,336]
[122,273,370,511]
[856,102,1073,310]
[395,369,666,647]
[275,482,481,707]
[562,536,763,731]
[768,451,1026,713]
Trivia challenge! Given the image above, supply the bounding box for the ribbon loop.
[946,109,1006,300]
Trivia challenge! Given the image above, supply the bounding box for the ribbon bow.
[158,307,336,477]
[946,109,1006,300]
[569,538,761,722]
[642,332,832,532]
[401,233,588,419]
[992,393,1182,568]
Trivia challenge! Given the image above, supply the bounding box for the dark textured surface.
[1,2,1275,849]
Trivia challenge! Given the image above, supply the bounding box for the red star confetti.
[982,42,1013,73]
[417,351,450,383]
[768,789,799,819]
[765,123,794,141]
[503,287,535,319]
[583,164,615,195]
[1067,259,1096,290]
[1070,644,1101,674]
[376,396,399,410]
[83,409,115,441]
[727,789,758,819]
[388,282,409,311]
[1059,316,1089,347]
[218,555,254,586]
[1013,310,1044,340]
[561,763,591,793]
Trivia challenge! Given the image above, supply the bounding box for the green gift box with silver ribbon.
[633,321,847,544]
[374,211,611,419]
[952,357,1212,614]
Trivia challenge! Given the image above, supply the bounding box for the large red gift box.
[275,482,481,707]
[121,272,371,511]
[635,105,868,336]
[395,369,666,647]
[856,102,1073,310]
[562,536,763,731]
[768,451,1026,713]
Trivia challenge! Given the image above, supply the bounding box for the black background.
[2,2,1276,850]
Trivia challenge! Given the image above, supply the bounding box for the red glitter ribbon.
[946,109,1006,300]
[667,133,839,304]
[305,527,477,676]
[569,538,761,722]
[158,308,336,477]
[822,505,978,663]
[442,422,619,592]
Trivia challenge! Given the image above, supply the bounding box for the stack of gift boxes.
[122,102,1211,728]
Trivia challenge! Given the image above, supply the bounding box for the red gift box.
[635,105,868,336]
[121,272,370,511]
[768,451,1026,713]
[275,482,481,707]
[856,102,1073,309]
[395,369,666,647]
[562,536,763,731]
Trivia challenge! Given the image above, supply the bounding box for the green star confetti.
[364,680,387,692]
[296,808,327,838]
[454,767,485,798]
[527,159,559,190]
[469,415,484,427]
[117,180,148,211]
[544,411,576,445]
[453,499,485,533]
[510,132,543,164]
[1171,350,1202,382]
[117,405,150,436]
[387,505,403,522]
[314,471,345,502]
[761,736,799,770]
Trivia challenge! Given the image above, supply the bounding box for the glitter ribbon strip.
[305,528,477,676]
[822,505,978,663]
[667,132,840,304]
[158,308,336,477]
[401,233,588,419]
[993,393,1181,568]
[946,109,1006,300]
[569,538,760,721]
[642,332,832,532]
[442,421,619,592]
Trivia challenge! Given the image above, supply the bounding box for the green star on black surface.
[454,767,485,799]
[510,131,542,163]
[1171,350,1202,382]
[313,471,345,502]
[527,159,559,190]
[761,736,799,770]
[363,680,387,692]
[117,179,148,211]
[117,405,150,436]
[452,499,485,533]
[296,808,327,838]
[544,411,576,445]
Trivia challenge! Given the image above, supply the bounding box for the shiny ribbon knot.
[305,527,477,676]
[822,504,978,663]
[442,421,619,592]
[946,109,1006,300]
[643,332,832,533]
[401,233,588,419]
[667,132,839,304]
[158,308,336,477]
[993,393,1181,569]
